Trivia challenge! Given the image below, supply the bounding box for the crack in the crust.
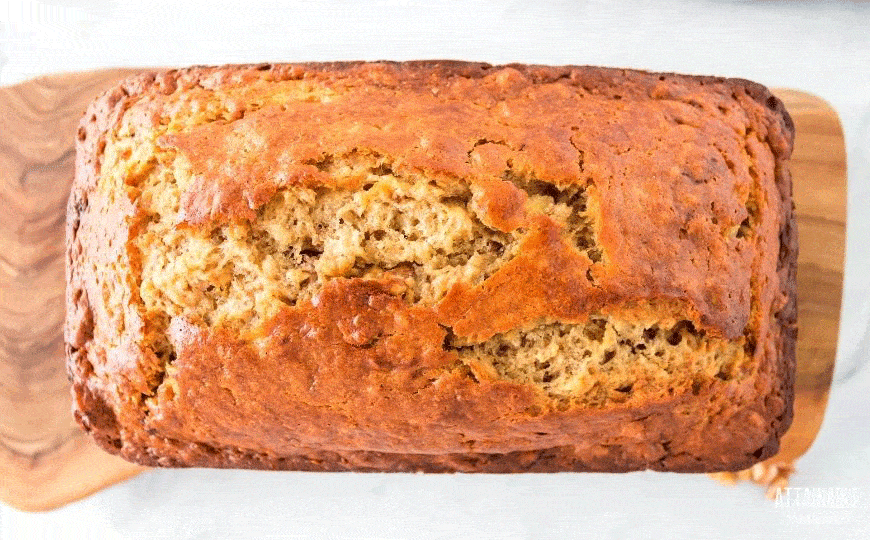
[439,324,485,357]
[221,385,240,408]
[133,65,765,421]
[301,149,399,178]
[738,143,761,241]
[141,341,176,420]
[500,166,602,273]
[447,315,726,402]
[134,162,608,418]
[304,154,334,172]
[569,134,586,174]
[471,137,511,151]
[138,132,605,365]
[711,141,738,176]
[465,138,514,167]
[134,150,520,410]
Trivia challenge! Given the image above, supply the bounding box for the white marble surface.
[2,1,869,538]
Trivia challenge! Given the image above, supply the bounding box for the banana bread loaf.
[66,61,796,472]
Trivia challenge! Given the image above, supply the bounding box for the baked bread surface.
[66,61,796,472]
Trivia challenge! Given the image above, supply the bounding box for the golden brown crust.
[66,61,796,473]
[154,62,758,337]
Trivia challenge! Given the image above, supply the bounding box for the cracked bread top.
[66,61,796,472]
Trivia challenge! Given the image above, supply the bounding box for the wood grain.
[767,89,846,464]
[0,69,145,512]
[0,72,846,511]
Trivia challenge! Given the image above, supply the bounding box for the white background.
[2,0,869,538]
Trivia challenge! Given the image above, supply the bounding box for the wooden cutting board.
[0,70,846,512]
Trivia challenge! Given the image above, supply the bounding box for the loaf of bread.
[66,61,796,473]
